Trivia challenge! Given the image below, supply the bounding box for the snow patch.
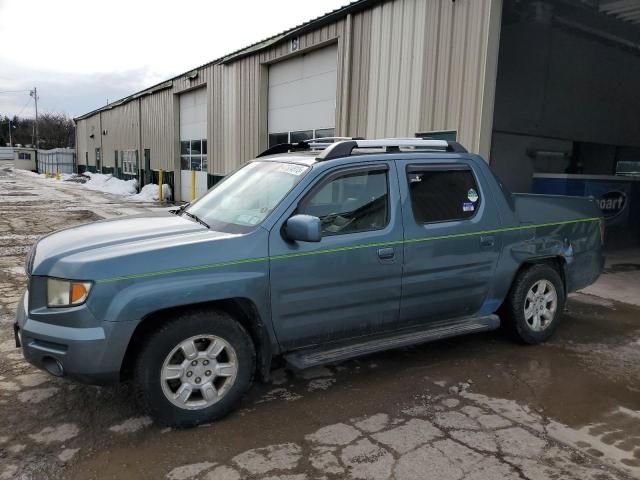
[58,448,80,462]
[167,462,217,480]
[16,372,50,388]
[232,443,301,475]
[129,183,172,202]
[307,377,336,392]
[17,387,59,404]
[29,424,79,444]
[109,416,152,434]
[0,465,18,480]
[257,388,302,403]
[83,172,138,196]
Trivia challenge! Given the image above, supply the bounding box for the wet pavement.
[0,164,639,480]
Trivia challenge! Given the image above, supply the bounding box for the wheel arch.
[120,297,274,382]
[498,256,567,312]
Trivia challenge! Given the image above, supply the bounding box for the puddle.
[604,263,640,274]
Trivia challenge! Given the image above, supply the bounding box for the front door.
[144,148,151,186]
[269,162,404,350]
[95,147,101,173]
[396,159,502,324]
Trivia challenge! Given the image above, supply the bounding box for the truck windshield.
[185,161,310,233]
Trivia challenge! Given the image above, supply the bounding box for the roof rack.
[306,136,365,143]
[256,141,310,157]
[316,138,468,161]
[256,137,364,157]
[256,138,468,160]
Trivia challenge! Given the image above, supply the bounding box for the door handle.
[377,247,395,259]
[480,235,495,247]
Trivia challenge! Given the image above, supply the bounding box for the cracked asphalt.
[0,163,639,480]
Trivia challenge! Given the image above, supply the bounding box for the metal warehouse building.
[75,0,640,245]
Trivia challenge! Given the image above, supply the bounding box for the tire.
[501,263,565,345]
[134,309,255,428]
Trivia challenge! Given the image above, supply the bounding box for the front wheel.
[134,310,255,428]
[501,263,565,344]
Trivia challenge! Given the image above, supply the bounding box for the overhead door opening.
[179,88,208,201]
[268,45,338,147]
[490,0,640,248]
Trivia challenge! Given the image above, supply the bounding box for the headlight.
[47,278,92,307]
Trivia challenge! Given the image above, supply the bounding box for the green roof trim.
[75,80,174,120]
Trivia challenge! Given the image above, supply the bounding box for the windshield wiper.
[183,211,210,229]
[170,202,190,215]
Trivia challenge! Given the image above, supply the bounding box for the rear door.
[268,162,404,350]
[396,159,502,324]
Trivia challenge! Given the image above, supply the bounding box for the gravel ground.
[0,163,639,480]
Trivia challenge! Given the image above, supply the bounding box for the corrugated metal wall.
[75,0,501,198]
[100,101,140,168]
[75,121,87,165]
[350,0,499,153]
[81,114,101,167]
[141,89,175,171]
[212,57,266,175]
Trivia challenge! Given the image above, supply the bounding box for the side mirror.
[285,214,322,242]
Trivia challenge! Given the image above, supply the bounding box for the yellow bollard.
[191,170,196,201]
[44,170,48,178]
[56,171,60,181]
[158,170,163,202]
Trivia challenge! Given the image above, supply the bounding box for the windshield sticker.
[463,202,475,212]
[467,188,479,203]
[408,173,422,183]
[276,164,307,176]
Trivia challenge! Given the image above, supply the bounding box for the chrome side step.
[284,315,500,370]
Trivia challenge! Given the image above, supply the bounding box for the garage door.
[268,45,338,147]
[179,88,208,202]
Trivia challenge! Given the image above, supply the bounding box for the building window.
[300,168,389,236]
[314,128,335,139]
[268,132,288,147]
[18,152,31,160]
[121,150,138,175]
[290,130,313,143]
[407,166,480,224]
[268,128,335,147]
[181,138,207,171]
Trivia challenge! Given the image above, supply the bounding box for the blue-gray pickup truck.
[15,138,604,427]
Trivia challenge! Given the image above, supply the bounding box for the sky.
[0,0,349,119]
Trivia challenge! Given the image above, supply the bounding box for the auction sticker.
[277,164,308,176]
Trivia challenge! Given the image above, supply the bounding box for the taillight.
[598,217,605,245]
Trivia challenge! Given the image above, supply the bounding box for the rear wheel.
[134,309,255,428]
[502,263,565,344]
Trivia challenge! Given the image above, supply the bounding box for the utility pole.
[8,119,12,147]
[30,87,38,148]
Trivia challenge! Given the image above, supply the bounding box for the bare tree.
[1,113,75,149]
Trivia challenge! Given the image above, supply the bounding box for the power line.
[0,90,31,94]
[15,97,33,117]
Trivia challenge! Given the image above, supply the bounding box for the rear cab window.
[406,164,481,224]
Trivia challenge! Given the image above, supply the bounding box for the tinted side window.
[301,169,389,236]
[407,167,480,223]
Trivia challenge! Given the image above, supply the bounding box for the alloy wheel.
[523,279,558,332]
[160,335,238,410]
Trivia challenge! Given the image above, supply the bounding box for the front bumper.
[14,290,135,385]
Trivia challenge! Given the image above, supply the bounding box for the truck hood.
[30,213,217,275]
